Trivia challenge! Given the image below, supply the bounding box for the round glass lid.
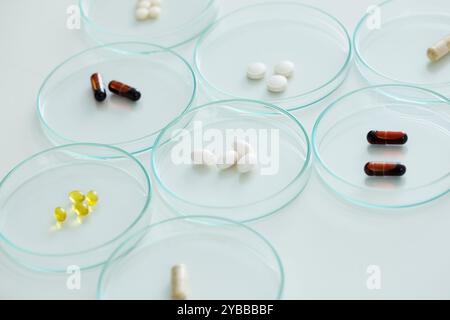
[354,0,450,100]
[79,0,220,48]
[313,85,450,209]
[194,2,352,110]
[37,42,196,155]
[0,144,152,272]
[151,99,311,222]
[97,216,284,300]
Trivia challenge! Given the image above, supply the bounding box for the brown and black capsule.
[90,73,107,102]
[364,162,406,177]
[367,130,408,145]
[108,80,141,102]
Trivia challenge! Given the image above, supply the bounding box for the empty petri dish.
[151,99,311,222]
[194,2,352,111]
[79,0,220,48]
[97,216,284,299]
[0,144,152,272]
[37,42,196,155]
[313,85,450,209]
[354,0,450,101]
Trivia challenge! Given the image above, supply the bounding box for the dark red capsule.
[108,80,141,101]
[367,130,408,145]
[90,73,107,102]
[364,162,406,177]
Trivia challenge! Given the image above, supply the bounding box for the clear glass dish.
[313,85,450,209]
[354,0,450,101]
[38,42,196,155]
[0,144,152,272]
[194,2,352,111]
[151,99,311,222]
[79,0,220,48]
[97,216,284,300]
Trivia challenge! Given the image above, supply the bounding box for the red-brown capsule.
[90,73,107,102]
[364,162,406,177]
[108,80,141,101]
[367,130,408,145]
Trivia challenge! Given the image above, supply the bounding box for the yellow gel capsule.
[69,190,85,204]
[73,202,90,217]
[86,190,99,207]
[54,207,67,223]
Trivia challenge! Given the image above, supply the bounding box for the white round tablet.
[148,6,161,19]
[247,62,267,80]
[267,75,288,93]
[237,153,258,174]
[137,0,152,9]
[274,60,295,78]
[233,138,254,159]
[216,150,239,170]
[135,7,150,20]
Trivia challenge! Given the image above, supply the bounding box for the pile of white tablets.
[191,138,258,174]
[135,0,162,21]
[247,60,295,93]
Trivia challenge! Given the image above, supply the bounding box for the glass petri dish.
[0,144,152,272]
[97,216,284,300]
[194,2,352,111]
[151,99,311,222]
[313,85,450,209]
[79,0,220,49]
[354,0,450,101]
[37,42,196,155]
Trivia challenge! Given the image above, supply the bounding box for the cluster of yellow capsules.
[54,190,99,225]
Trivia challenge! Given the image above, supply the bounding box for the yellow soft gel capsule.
[86,190,99,207]
[69,190,85,204]
[54,207,67,223]
[73,202,90,217]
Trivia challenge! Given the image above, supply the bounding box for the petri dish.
[97,215,284,300]
[354,0,450,101]
[194,2,352,111]
[151,99,311,222]
[313,85,450,209]
[0,144,152,272]
[79,0,220,48]
[37,42,196,155]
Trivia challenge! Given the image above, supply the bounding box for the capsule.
[427,35,450,62]
[69,190,85,204]
[72,202,90,217]
[171,264,188,300]
[108,80,141,101]
[54,207,67,223]
[364,162,406,177]
[367,130,408,145]
[90,73,107,102]
[86,190,99,207]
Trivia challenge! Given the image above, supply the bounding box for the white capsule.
[274,60,295,78]
[151,0,162,6]
[246,62,267,80]
[216,150,239,170]
[148,6,161,19]
[171,264,188,300]
[191,149,217,166]
[233,139,254,159]
[267,75,288,93]
[137,0,152,9]
[237,153,258,174]
[427,36,450,62]
[135,7,149,20]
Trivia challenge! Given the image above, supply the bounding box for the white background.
[0,0,449,299]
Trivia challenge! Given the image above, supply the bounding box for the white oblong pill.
[216,150,239,170]
[274,60,295,77]
[137,0,152,8]
[135,7,149,20]
[233,138,254,159]
[237,153,258,173]
[148,6,161,19]
[267,75,287,93]
[171,264,188,300]
[247,62,267,80]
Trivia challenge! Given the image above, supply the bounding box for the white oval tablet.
[148,6,161,19]
[267,75,288,93]
[247,62,267,80]
[237,153,258,174]
[274,60,295,77]
[135,7,150,20]
[216,150,239,170]
[233,139,254,159]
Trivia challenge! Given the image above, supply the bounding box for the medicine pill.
[267,75,288,93]
[274,60,295,78]
[108,80,141,101]
[427,35,450,62]
[137,0,152,8]
[233,139,254,159]
[69,190,85,204]
[364,162,406,177]
[151,0,161,6]
[148,6,161,19]
[72,202,90,217]
[247,62,267,80]
[191,149,217,166]
[135,7,150,20]
[171,264,188,300]
[54,207,67,223]
[216,150,239,170]
[367,130,408,145]
[237,153,258,173]
[86,190,99,207]
[90,73,107,102]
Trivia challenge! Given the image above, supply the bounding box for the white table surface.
[0,0,449,299]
